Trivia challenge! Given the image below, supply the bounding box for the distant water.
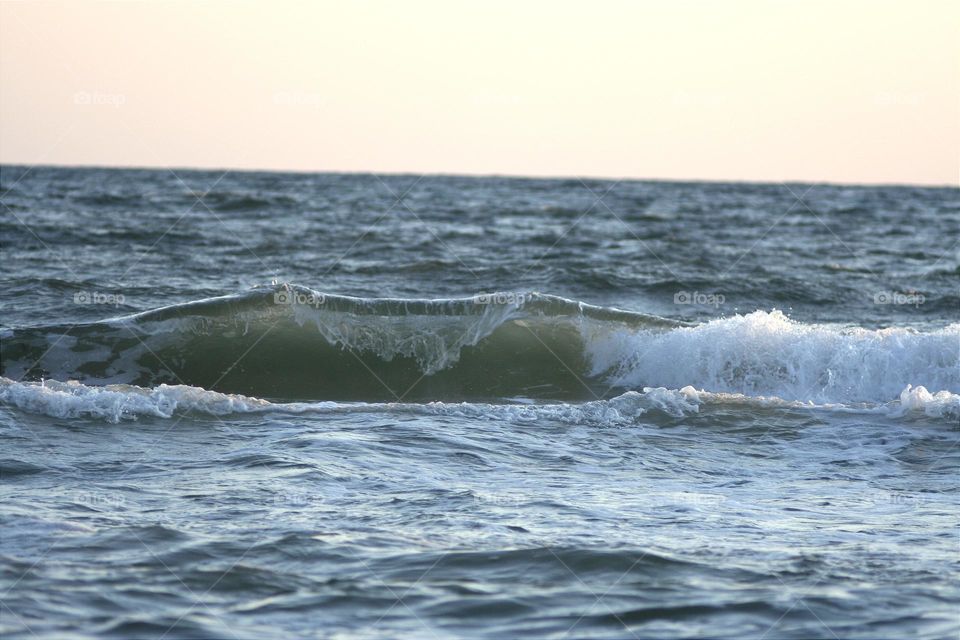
[1,165,958,639]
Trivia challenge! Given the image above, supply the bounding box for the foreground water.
[1,166,958,639]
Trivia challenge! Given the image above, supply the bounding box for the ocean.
[1,165,958,639]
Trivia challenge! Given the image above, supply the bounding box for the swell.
[0,285,678,402]
[1,284,956,405]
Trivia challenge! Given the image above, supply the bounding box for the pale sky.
[1,0,957,185]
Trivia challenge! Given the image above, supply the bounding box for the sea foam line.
[1,377,955,425]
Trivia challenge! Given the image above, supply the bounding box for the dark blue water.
[1,165,958,639]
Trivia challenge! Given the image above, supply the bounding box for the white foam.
[420,386,702,425]
[1,376,955,425]
[593,310,959,405]
[0,377,704,425]
[0,377,269,423]
[892,384,960,419]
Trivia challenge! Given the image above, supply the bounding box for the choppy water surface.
[1,166,958,639]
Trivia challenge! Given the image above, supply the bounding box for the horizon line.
[1,161,957,190]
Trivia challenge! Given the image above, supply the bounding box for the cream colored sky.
[1,0,957,184]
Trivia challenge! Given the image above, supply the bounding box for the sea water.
[1,166,957,639]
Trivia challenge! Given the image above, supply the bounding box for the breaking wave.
[1,285,956,410]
